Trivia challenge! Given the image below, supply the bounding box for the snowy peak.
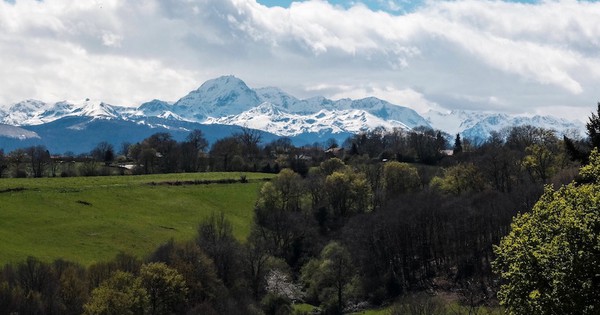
[348,98,429,129]
[172,75,261,120]
[1,75,585,146]
[70,100,119,118]
[205,104,412,137]
[4,100,48,126]
[424,109,585,144]
[137,99,172,116]
[256,87,299,110]
[1,99,122,126]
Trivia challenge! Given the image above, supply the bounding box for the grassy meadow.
[0,172,274,266]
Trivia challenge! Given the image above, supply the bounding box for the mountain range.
[0,75,586,153]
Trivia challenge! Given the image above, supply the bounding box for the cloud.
[0,0,599,121]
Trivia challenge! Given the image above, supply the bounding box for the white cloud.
[0,0,599,121]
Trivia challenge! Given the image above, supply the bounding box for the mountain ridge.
[0,75,586,152]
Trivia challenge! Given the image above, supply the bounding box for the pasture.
[0,172,274,265]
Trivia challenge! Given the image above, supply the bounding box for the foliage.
[139,262,188,315]
[301,242,356,314]
[83,271,148,315]
[430,163,486,195]
[382,161,420,198]
[493,152,600,314]
[325,171,372,217]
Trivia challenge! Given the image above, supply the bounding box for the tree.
[493,149,600,315]
[236,127,262,164]
[83,271,148,315]
[196,213,241,287]
[522,144,556,183]
[253,169,315,266]
[25,145,50,178]
[586,102,600,149]
[320,158,347,176]
[382,161,420,199]
[0,149,7,178]
[139,262,188,315]
[301,242,356,314]
[8,149,27,177]
[325,171,372,217]
[264,269,303,303]
[144,133,179,173]
[430,163,485,195]
[209,137,242,171]
[180,130,208,172]
[91,141,115,166]
[453,133,463,155]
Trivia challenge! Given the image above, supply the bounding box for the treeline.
[0,126,451,178]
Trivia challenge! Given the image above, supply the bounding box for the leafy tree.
[522,144,556,183]
[83,271,148,315]
[493,149,600,314]
[301,242,356,314]
[139,262,188,315]
[382,161,420,199]
[324,171,372,217]
[253,169,318,267]
[430,163,485,195]
[320,158,347,176]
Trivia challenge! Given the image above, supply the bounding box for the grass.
[0,172,275,266]
[349,300,504,315]
[350,308,390,315]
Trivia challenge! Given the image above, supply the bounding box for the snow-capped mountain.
[2,99,126,126]
[136,99,172,117]
[204,102,412,137]
[0,75,587,153]
[3,99,49,126]
[0,76,429,137]
[171,75,262,121]
[424,110,585,144]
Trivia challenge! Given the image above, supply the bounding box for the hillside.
[0,172,274,265]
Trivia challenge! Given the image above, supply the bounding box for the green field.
[0,172,274,266]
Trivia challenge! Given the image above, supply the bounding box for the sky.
[1,0,600,121]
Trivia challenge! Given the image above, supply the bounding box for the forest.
[0,106,599,315]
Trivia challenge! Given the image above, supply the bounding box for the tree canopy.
[493,149,600,314]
